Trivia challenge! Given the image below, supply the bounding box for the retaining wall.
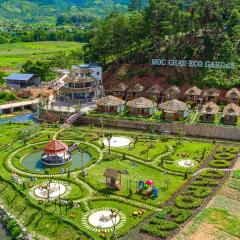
[75,116,240,141]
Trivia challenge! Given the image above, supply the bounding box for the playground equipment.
[137,179,159,198]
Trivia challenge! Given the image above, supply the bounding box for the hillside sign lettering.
[151,59,236,69]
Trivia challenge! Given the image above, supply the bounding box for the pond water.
[0,113,37,124]
[21,150,92,174]
[0,223,11,240]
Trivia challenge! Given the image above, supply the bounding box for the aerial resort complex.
[0,1,240,240]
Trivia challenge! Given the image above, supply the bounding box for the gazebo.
[223,103,240,125]
[226,88,240,104]
[159,99,188,121]
[203,88,220,103]
[164,85,180,101]
[104,168,122,190]
[145,84,163,102]
[184,86,202,104]
[41,140,72,166]
[96,95,125,113]
[127,97,157,116]
[201,101,220,122]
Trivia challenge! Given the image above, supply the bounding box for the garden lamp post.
[110,209,118,240]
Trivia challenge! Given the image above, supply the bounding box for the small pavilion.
[223,103,240,125]
[104,168,122,190]
[41,140,71,166]
[127,97,157,116]
[96,95,125,114]
[159,99,188,121]
[226,88,240,105]
[201,101,220,122]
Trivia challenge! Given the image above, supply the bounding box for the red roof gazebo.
[44,140,68,155]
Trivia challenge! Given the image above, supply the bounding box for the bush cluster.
[186,186,212,198]
[200,169,224,179]
[192,176,219,186]
[140,225,170,238]
[209,160,231,168]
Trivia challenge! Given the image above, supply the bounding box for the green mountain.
[0,0,130,24]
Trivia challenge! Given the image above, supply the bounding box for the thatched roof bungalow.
[223,103,240,125]
[145,84,163,101]
[105,83,128,98]
[184,86,202,104]
[96,95,125,114]
[203,88,220,103]
[226,88,240,104]
[201,101,220,122]
[159,99,188,121]
[164,85,180,100]
[127,83,144,99]
[127,97,157,116]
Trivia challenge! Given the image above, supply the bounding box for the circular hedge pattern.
[200,169,224,179]
[187,186,212,198]
[174,195,202,209]
[209,160,231,168]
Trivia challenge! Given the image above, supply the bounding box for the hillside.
[0,0,130,24]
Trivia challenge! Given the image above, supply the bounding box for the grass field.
[0,41,84,71]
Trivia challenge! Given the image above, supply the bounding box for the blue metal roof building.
[6,73,41,88]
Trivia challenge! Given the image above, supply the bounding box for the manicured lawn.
[83,158,185,206]
[0,41,84,71]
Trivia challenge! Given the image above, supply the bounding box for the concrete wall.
[75,116,240,141]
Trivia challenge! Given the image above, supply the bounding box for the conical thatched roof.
[146,84,163,94]
[159,99,188,113]
[223,103,240,116]
[127,97,157,109]
[201,101,220,114]
[164,85,180,95]
[96,95,125,107]
[226,88,240,98]
[203,88,220,97]
[110,83,128,92]
[127,83,144,93]
[184,86,202,96]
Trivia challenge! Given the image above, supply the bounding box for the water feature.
[21,150,92,174]
[0,113,37,124]
[0,223,11,240]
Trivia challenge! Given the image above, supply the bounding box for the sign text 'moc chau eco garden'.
[151,59,236,69]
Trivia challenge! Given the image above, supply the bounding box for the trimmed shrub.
[140,225,170,238]
[150,219,178,231]
[187,186,212,198]
[209,160,230,168]
[174,195,202,209]
[156,206,172,219]
[214,153,235,161]
[200,169,224,179]
[192,177,219,186]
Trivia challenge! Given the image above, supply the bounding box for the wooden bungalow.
[201,102,220,122]
[164,85,180,101]
[96,95,125,114]
[159,99,188,121]
[184,86,202,104]
[226,88,240,105]
[126,83,144,100]
[203,88,220,103]
[104,168,122,190]
[127,97,157,116]
[105,83,128,98]
[145,84,163,102]
[222,103,240,125]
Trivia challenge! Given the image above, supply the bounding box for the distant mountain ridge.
[0,0,130,24]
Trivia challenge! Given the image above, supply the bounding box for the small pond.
[21,150,92,174]
[0,113,37,124]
